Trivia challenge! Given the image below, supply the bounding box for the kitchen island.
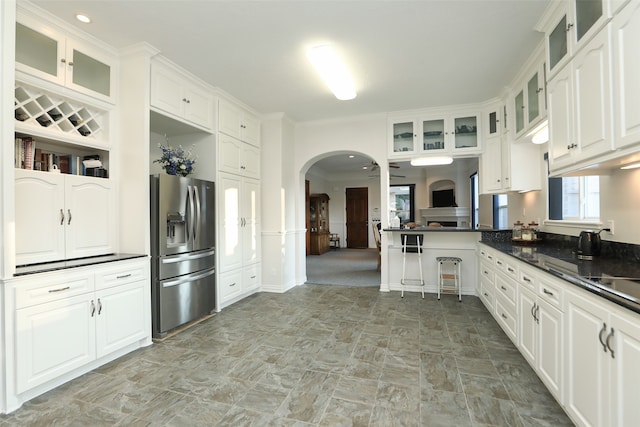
[381,227,486,296]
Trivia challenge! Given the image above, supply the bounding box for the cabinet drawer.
[243,263,260,293]
[495,256,517,279]
[495,295,517,340]
[519,267,537,292]
[219,270,243,301]
[480,261,495,282]
[495,273,517,307]
[95,260,149,290]
[538,277,564,310]
[14,271,94,309]
[479,276,495,311]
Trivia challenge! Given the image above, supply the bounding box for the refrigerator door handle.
[193,185,201,243]
[161,267,216,288]
[186,185,195,244]
[161,249,216,264]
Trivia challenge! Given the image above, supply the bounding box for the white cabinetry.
[15,169,114,265]
[511,49,547,139]
[219,99,260,147]
[15,10,117,104]
[150,58,214,131]
[547,25,614,173]
[565,286,640,427]
[517,267,564,403]
[11,259,150,397]
[218,173,261,306]
[612,0,640,149]
[389,111,481,158]
[218,133,260,179]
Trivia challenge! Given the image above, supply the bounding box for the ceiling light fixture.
[75,14,91,23]
[620,162,640,170]
[527,120,548,144]
[410,156,453,166]
[306,44,356,101]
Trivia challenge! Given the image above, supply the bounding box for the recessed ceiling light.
[76,14,91,23]
[348,155,355,158]
[306,44,356,101]
[362,166,368,170]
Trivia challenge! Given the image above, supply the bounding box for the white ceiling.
[30,0,551,124]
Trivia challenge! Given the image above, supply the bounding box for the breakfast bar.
[381,227,483,296]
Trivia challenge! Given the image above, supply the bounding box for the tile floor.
[0,285,574,426]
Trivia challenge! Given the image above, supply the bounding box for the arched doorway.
[302,152,382,287]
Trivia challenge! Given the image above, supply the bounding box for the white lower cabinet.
[9,258,151,405]
[565,286,640,427]
[517,268,564,403]
[16,292,96,393]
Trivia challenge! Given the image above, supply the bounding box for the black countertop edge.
[14,253,148,277]
[480,241,640,315]
[383,227,498,232]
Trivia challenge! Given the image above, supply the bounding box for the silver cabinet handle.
[530,302,536,319]
[483,292,489,297]
[523,276,532,283]
[61,58,66,64]
[543,288,554,296]
[606,328,615,359]
[501,313,507,320]
[97,298,102,315]
[535,305,540,324]
[497,260,503,266]
[67,209,72,225]
[48,286,70,293]
[229,282,237,287]
[116,274,132,279]
[500,285,507,291]
[90,300,96,317]
[507,267,515,273]
[598,323,608,353]
[60,208,65,225]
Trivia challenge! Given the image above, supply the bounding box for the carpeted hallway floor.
[306,248,381,287]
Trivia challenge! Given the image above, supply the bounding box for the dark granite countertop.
[15,253,148,276]
[481,240,640,314]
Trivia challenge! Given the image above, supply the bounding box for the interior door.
[346,187,368,248]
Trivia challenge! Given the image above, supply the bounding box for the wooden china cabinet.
[309,193,330,255]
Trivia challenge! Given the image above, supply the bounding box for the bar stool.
[401,234,424,299]
[436,256,462,302]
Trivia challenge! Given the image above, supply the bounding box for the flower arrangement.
[154,144,196,177]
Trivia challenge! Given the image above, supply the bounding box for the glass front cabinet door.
[453,115,478,150]
[15,18,116,103]
[422,119,446,152]
[391,120,417,155]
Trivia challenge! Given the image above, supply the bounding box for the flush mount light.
[527,120,549,144]
[306,44,356,101]
[348,155,355,158]
[410,156,453,166]
[75,14,91,23]
[620,162,640,170]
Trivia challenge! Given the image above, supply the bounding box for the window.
[493,194,508,229]
[389,184,415,225]
[549,176,600,221]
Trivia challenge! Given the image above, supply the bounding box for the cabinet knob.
[68,61,74,66]
[60,58,66,64]
[566,23,574,32]
[536,88,543,93]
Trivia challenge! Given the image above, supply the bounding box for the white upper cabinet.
[15,13,117,104]
[150,58,214,132]
[546,0,613,78]
[389,110,481,158]
[612,0,640,149]
[548,24,614,172]
[509,47,547,140]
[218,99,260,147]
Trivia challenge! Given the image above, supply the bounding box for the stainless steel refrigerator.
[150,174,215,338]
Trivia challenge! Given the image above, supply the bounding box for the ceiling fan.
[367,161,400,171]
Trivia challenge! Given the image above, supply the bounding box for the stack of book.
[14,136,102,176]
